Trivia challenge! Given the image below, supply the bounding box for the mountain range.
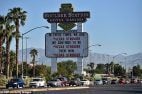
[19,48,142,69]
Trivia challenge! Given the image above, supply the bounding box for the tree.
[57,60,77,79]
[114,64,125,76]
[0,15,9,74]
[105,63,111,74]
[86,62,96,77]
[95,64,105,74]
[133,64,141,77]
[110,62,114,74]
[30,49,38,77]
[7,7,27,77]
[0,15,15,78]
[9,51,16,77]
[5,24,15,79]
[35,65,51,80]
[1,46,6,75]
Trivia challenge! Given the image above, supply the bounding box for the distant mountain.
[84,52,142,69]
[19,48,142,68]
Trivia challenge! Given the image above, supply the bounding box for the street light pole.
[25,37,29,76]
[81,44,101,75]
[21,26,49,78]
[83,44,101,57]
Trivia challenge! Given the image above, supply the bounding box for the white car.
[47,79,62,87]
[29,77,46,88]
[80,80,90,86]
[94,80,103,85]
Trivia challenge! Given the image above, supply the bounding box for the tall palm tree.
[5,24,15,79]
[0,15,11,73]
[7,7,27,77]
[30,49,38,77]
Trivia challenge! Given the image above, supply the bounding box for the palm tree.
[7,7,27,77]
[0,16,11,72]
[5,24,15,79]
[0,15,9,74]
[30,49,38,77]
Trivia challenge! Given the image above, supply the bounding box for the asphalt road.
[1,84,142,94]
[34,84,142,94]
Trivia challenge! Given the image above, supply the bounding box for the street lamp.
[25,36,29,76]
[83,44,101,58]
[81,44,101,76]
[21,26,49,78]
[82,44,101,74]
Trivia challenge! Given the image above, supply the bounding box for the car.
[29,77,46,88]
[80,79,90,86]
[94,80,103,85]
[58,77,68,86]
[68,78,82,86]
[47,79,62,87]
[130,79,137,84]
[119,78,126,84]
[6,78,25,89]
[111,79,118,84]
[102,78,108,84]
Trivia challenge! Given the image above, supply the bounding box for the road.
[41,84,142,94]
[0,84,142,94]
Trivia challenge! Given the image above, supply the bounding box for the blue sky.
[0,0,142,55]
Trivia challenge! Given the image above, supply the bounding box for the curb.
[5,86,90,93]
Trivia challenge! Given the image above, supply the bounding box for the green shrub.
[0,75,8,86]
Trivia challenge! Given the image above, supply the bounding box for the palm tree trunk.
[15,20,19,78]
[33,56,35,77]
[33,62,35,77]
[16,38,19,78]
[6,39,10,79]
[0,40,2,74]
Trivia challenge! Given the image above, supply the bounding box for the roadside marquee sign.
[44,3,90,58]
[45,32,88,58]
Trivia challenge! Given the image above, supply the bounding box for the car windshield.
[10,79,19,82]
[32,79,42,81]
[96,80,101,81]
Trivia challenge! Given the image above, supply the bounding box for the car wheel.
[6,86,9,89]
[17,84,20,88]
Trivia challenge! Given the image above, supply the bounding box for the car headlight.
[14,82,18,84]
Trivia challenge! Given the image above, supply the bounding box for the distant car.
[94,80,103,85]
[137,79,142,84]
[68,78,82,86]
[111,79,118,84]
[102,78,108,84]
[58,77,68,86]
[119,78,126,84]
[80,79,90,86]
[6,78,25,89]
[47,79,62,87]
[130,79,137,84]
[29,77,46,88]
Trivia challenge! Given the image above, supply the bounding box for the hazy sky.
[0,0,142,55]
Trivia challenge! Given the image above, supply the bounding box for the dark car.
[58,77,68,86]
[68,78,82,86]
[6,78,25,88]
[111,79,118,84]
